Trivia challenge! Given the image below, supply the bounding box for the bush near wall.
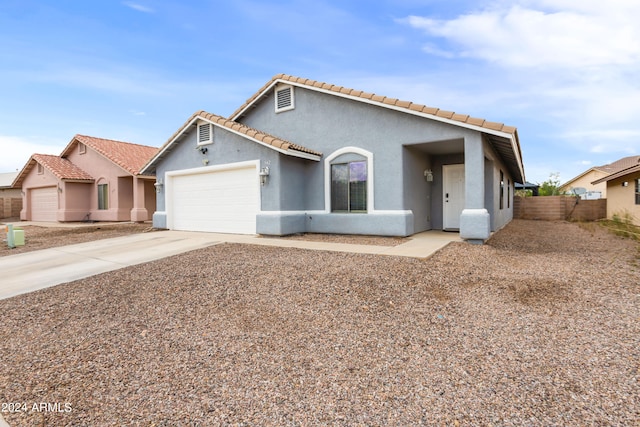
[514,196,606,221]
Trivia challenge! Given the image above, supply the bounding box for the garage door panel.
[169,165,259,234]
[30,187,58,222]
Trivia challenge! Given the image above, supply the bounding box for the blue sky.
[1,0,639,184]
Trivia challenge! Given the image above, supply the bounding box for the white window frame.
[275,85,295,113]
[78,143,86,154]
[324,147,374,213]
[197,122,213,146]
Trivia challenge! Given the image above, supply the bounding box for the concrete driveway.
[0,230,460,301]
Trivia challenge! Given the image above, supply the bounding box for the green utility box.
[13,229,25,246]
[5,224,25,248]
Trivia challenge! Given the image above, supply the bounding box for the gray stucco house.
[141,74,525,243]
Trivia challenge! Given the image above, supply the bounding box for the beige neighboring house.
[13,135,158,222]
[0,172,22,219]
[560,155,640,198]
[592,157,640,225]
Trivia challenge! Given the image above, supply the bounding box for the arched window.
[97,179,109,210]
[325,147,373,213]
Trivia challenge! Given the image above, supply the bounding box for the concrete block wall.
[0,198,22,219]
[514,196,606,221]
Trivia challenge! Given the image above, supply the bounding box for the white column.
[460,134,490,243]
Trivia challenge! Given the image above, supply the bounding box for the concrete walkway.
[0,229,460,301]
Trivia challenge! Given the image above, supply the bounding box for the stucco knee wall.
[153,211,167,229]
[258,211,414,236]
[305,212,413,236]
[460,208,491,244]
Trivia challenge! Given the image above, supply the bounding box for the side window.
[98,183,109,210]
[500,170,504,210]
[331,160,367,212]
[635,178,640,205]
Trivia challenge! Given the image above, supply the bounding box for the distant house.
[141,74,525,243]
[13,135,158,222]
[592,157,640,225]
[560,156,640,199]
[515,181,539,196]
[0,172,21,219]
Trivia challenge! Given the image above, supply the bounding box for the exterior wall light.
[424,169,434,182]
[622,181,628,187]
[259,167,270,186]
[154,179,163,193]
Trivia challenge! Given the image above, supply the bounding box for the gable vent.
[198,123,212,145]
[275,86,294,112]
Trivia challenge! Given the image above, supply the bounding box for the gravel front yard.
[0,223,152,256]
[1,220,638,426]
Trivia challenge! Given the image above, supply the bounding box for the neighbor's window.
[500,170,504,210]
[636,178,640,205]
[331,161,367,212]
[78,143,86,154]
[98,183,109,210]
[508,179,511,208]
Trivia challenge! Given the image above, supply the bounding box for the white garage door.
[30,187,58,222]
[168,164,259,234]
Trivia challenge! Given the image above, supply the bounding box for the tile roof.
[142,111,322,173]
[63,135,158,175]
[229,74,525,183]
[12,154,94,188]
[595,155,640,174]
[231,74,520,136]
[592,156,640,184]
[33,154,94,181]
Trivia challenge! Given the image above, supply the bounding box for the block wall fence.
[514,196,606,221]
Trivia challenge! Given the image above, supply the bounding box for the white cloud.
[0,136,65,173]
[403,2,640,68]
[122,2,154,13]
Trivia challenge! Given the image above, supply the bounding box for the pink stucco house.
[13,135,158,222]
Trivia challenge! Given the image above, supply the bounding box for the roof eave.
[231,76,524,180]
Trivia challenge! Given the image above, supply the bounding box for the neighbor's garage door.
[30,186,58,222]
[168,164,259,234]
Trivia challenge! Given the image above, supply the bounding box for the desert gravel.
[0,223,152,256]
[0,220,638,426]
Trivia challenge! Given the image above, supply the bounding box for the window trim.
[78,143,86,154]
[37,163,44,175]
[324,147,374,213]
[275,85,295,113]
[635,178,640,205]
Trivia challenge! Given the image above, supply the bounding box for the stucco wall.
[561,170,608,197]
[605,173,640,225]
[240,86,481,210]
[60,182,92,221]
[152,122,296,229]
[239,85,488,235]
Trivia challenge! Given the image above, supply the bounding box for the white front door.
[443,164,465,230]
